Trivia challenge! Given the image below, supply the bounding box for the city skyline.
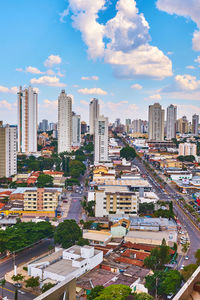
[0,0,200,124]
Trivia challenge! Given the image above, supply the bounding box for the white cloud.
[80,100,89,105]
[30,76,66,87]
[59,9,69,23]
[131,83,142,90]
[149,94,162,100]
[193,31,200,51]
[57,71,65,77]
[44,55,62,68]
[16,68,23,72]
[46,69,55,76]
[167,51,173,55]
[0,100,12,110]
[195,56,200,64]
[68,0,172,79]
[0,85,18,94]
[186,65,196,69]
[81,76,99,80]
[78,87,107,95]
[26,66,43,74]
[175,74,200,90]
[156,0,200,51]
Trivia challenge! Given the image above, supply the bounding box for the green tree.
[181,264,198,281]
[94,284,131,300]
[139,203,154,214]
[87,285,104,300]
[77,237,89,246]
[41,282,55,293]
[37,174,53,187]
[12,274,24,283]
[25,276,40,290]
[195,249,200,265]
[144,241,170,271]
[14,289,18,300]
[134,292,154,300]
[160,270,182,295]
[0,278,6,298]
[120,146,136,161]
[54,220,82,248]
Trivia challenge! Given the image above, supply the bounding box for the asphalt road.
[134,157,200,268]
[0,239,53,278]
[0,282,34,300]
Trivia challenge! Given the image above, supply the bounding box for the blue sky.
[0,0,200,124]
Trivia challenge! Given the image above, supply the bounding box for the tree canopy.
[134,292,154,300]
[37,174,53,187]
[93,284,131,300]
[120,146,136,161]
[54,220,82,248]
[0,221,53,253]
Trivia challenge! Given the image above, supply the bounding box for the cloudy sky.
[0,0,200,124]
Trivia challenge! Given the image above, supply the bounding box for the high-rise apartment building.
[166,104,177,140]
[81,121,87,134]
[58,90,72,153]
[125,119,131,133]
[40,119,48,132]
[148,103,165,141]
[179,143,197,156]
[176,116,189,134]
[94,115,108,163]
[17,86,38,153]
[72,113,81,147]
[0,122,17,177]
[192,114,199,136]
[89,98,99,135]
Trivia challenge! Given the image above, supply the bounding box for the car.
[13,283,22,288]
[185,256,189,260]
[180,265,184,270]
[167,294,174,299]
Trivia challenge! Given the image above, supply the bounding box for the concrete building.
[192,114,199,136]
[125,119,131,133]
[95,189,138,217]
[28,245,103,283]
[0,122,17,178]
[177,116,189,134]
[17,86,38,153]
[125,230,177,246]
[148,103,165,141]
[179,143,197,156]
[166,104,177,140]
[94,115,109,163]
[89,98,99,135]
[72,113,81,147]
[83,230,112,246]
[58,90,72,153]
[11,187,62,211]
[81,121,87,134]
[40,119,48,132]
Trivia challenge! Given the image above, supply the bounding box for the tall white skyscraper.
[0,122,17,178]
[166,104,177,140]
[89,98,99,135]
[192,114,199,136]
[72,113,81,147]
[94,115,108,163]
[148,103,165,141]
[58,90,72,153]
[17,86,38,153]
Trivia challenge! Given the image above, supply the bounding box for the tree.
[14,289,18,300]
[54,220,82,248]
[139,203,154,214]
[159,270,182,295]
[144,241,170,271]
[12,274,24,283]
[41,282,55,293]
[87,285,104,300]
[37,174,53,187]
[195,249,200,265]
[134,292,154,300]
[94,284,131,300]
[182,242,190,254]
[77,237,89,246]
[181,264,198,281]
[0,278,6,298]
[25,276,40,290]
[120,146,136,161]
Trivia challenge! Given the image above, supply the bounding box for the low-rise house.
[111,219,130,237]
[83,230,112,246]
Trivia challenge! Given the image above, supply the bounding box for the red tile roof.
[115,257,144,267]
[122,249,150,261]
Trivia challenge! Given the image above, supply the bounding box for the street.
[134,157,200,268]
